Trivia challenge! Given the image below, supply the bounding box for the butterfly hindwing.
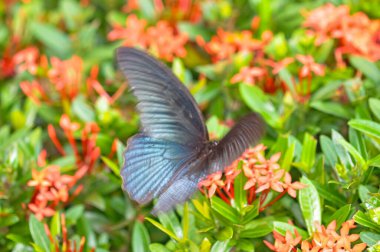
[117,47,208,146]
[121,134,194,204]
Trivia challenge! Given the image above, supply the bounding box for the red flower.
[13,47,40,75]
[231,66,267,85]
[296,55,325,78]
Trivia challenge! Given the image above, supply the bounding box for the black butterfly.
[117,47,264,215]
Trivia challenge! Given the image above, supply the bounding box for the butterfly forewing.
[117,47,208,146]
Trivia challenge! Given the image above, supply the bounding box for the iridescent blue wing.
[121,134,196,204]
[117,47,208,146]
[208,113,264,173]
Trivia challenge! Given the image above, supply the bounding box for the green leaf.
[101,156,120,177]
[299,133,317,173]
[310,101,351,119]
[334,132,366,169]
[239,83,281,129]
[242,199,260,224]
[354,211,380,233]
[368,154,380,168]
[157,211,183,239]
[132,222,150,252]
[240,218,273,238]
[349,119,380,140]
[146,217,180,242]
[72,95,95,122]
[0,214,19,227]
[325,205,351,229]
[210,241,230,252]
[311,181,346,206]
[216,227,233,241]
[66,205,84,225]
[278,69,296,95]
[360,232,380,246]
[149,243,171,252]
[211,197,239,224]
[350,56,380,83]
[298,177,321,235]
[320,136,338,168]
[50,212,61,241]
[273,221,309,239]
[29,215,50,252]
[234,162,246,211]
[369,98,380,121]
[182,202,189,240]
[281,142,295,171]
[30,22,72,58]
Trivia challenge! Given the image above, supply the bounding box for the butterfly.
[117,47,264,215]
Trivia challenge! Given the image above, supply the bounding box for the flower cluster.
[44,213,95,252]
[16,49,124,105]
[123,0,202,23]
[27,115,104,220]
[197,28,272,62]
[108,14,188,61]
[264,220,367,252]
[199,144,305,210]
[304,3,380,65]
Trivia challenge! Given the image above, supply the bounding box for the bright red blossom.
[108,14,188,62]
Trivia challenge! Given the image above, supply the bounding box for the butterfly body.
[117,47,264,214]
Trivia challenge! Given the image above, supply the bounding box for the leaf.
[29,215,50,252]
[242,199,260,224]
[369,98,380,121]
[239,83,281,129]
[298,177,321,235]
[66,205,84,225]
[311,181,346,207]
[50,212,61,241]
[101,156,120,177]
[216,227,233,241]
[325,205,351,229]
[210,241,230,252]
[310,101,351,119]
[240,219,273,238]
[360,232,380,246]
[349,119,380,140]
[72,95,95,122]
[359,185,372,202]
[354,211,380,233]
[149,243,171,252]
[311,81,342,100]
[278,69,296,95]
[157,211,183,239]
[234,162,247,211]
[281,142,295,171]
[273,221,309,239]
[300,133,317,173]
[145,217,180,242]
[211,197,239,224]
[350,56,380,83]
[368,154,380,168]
[320,136,338,168]
[182,202,189,240]
[132,222,150,252]
[30,22,72,58]
[334,131,366,169]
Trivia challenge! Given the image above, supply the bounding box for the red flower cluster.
[199,144,305,211]
[108,14,188,62]
[304,3,380,65]
[26,115,102,220]
[44,213,95,252]
[123,0,202,23]
[197,28,272,62]
[265,220,367,252]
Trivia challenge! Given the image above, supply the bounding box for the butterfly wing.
[122,134,196,204]
[208,113,264,173]
[118,47,208,206]
[117,47,208,146]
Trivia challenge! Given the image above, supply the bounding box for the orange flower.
[266,220,367,251]
[13,47,40,75]
[108,15,188,62]
[48,55,83,100]
[231,66,267,85]
[28,200,55,221]
[296,55,325,78]
[304,3,380,64]
[198,172,225,198]
[27,169,51,188]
